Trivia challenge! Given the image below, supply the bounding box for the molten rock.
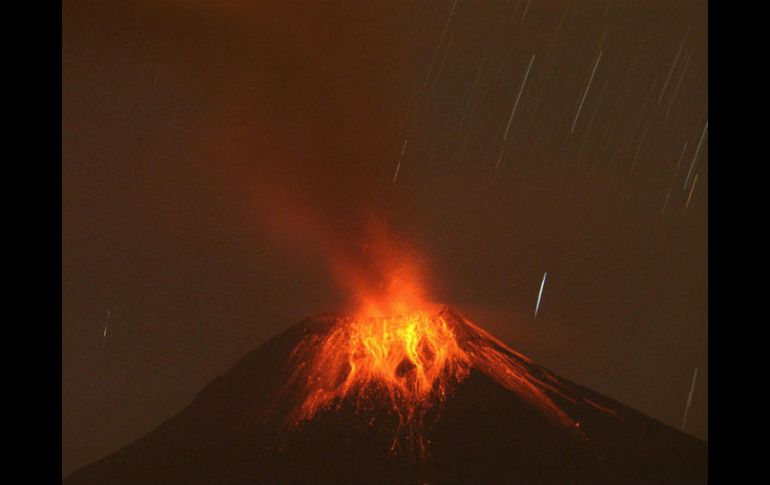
[64,308,707,485]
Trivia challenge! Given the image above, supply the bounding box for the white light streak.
[571,50,603,134]
[503,53,536,140]
[392,139,408,183]
[424,0,460,88]
[682,367,698,431]
[684,121,708,189]
[102,309,111,340]
[535,272,547,318]
[657,29,689,105]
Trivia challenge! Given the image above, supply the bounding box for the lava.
[282,308,580,457]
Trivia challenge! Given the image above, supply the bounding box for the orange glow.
[260,211,583,455]
[283,308,580,456]
[325,217,439,319]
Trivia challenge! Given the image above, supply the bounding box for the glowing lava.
[282,308,580,457]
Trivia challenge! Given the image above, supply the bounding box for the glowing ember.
[282,308,580,457]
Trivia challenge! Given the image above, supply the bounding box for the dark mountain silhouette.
[64,309,707,484]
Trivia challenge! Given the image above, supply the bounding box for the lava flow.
[281,306,581,457]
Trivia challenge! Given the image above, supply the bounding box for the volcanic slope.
[64,308,707,485]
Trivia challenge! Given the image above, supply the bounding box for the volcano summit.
[64,308,707,484]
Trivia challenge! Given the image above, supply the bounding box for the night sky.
[62,0,707,477]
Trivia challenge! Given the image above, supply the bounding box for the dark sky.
[62,0,707,477]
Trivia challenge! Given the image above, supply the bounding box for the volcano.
[64,308,707,485]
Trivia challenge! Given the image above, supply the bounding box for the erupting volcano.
[64,307,707,485]
[64,228,707,484]
[64,220,707,484]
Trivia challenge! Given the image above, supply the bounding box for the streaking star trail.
[535,272,547,319]
[571,50,603,134]
[102,308,111,340]
[682,367,698,431]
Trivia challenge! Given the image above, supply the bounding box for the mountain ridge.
[64,309,707,484]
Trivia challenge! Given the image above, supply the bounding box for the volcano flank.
[64,308,707,485]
